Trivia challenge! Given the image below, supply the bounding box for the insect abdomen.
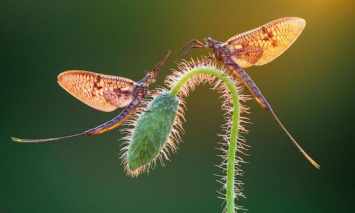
[227,62,271,111]
[85,99,140,136]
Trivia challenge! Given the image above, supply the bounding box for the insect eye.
[151,70,158,79]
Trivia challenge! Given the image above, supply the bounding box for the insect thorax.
[133,83,148,100]
[213,44,231,62]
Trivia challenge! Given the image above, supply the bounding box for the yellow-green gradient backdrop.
[2,0,354,212]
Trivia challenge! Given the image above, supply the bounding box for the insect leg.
[153,51,171,71]
[176,39,205,52]
[176,39,205,59]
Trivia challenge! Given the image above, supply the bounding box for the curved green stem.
[170,67,240,213]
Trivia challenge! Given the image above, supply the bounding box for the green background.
[2,0,354,212]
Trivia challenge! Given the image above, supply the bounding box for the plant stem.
[170,67,240,213]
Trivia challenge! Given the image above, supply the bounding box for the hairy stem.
[170,67,240,213]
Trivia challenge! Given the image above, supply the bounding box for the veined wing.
[57,70,136,112]
[225,17,306,68]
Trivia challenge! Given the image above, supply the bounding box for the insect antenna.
[270,110,320,169]
[176,39,205,59]
[11,132,86,143]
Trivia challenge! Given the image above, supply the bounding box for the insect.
[12,51,171,143]
[178,17,320,168]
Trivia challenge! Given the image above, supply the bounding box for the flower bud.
[127,91,179,171]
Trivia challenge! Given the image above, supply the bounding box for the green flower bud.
[127,91,179,171]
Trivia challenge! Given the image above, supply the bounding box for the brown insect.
[178,17,320,168]
[12,51,171,143]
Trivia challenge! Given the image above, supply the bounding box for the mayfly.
[178,17,320,168]
[12,51,171,143]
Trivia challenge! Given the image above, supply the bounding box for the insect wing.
[225,17,306,68]
[57,70,136,112]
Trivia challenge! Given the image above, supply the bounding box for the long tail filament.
[11,132,86,143]
[270,110,320,169]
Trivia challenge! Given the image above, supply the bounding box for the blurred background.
[1,0,354,212]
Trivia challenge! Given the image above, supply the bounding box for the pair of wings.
[57,71,137,112]
[59,18,305,112]
[224,17,306,68]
